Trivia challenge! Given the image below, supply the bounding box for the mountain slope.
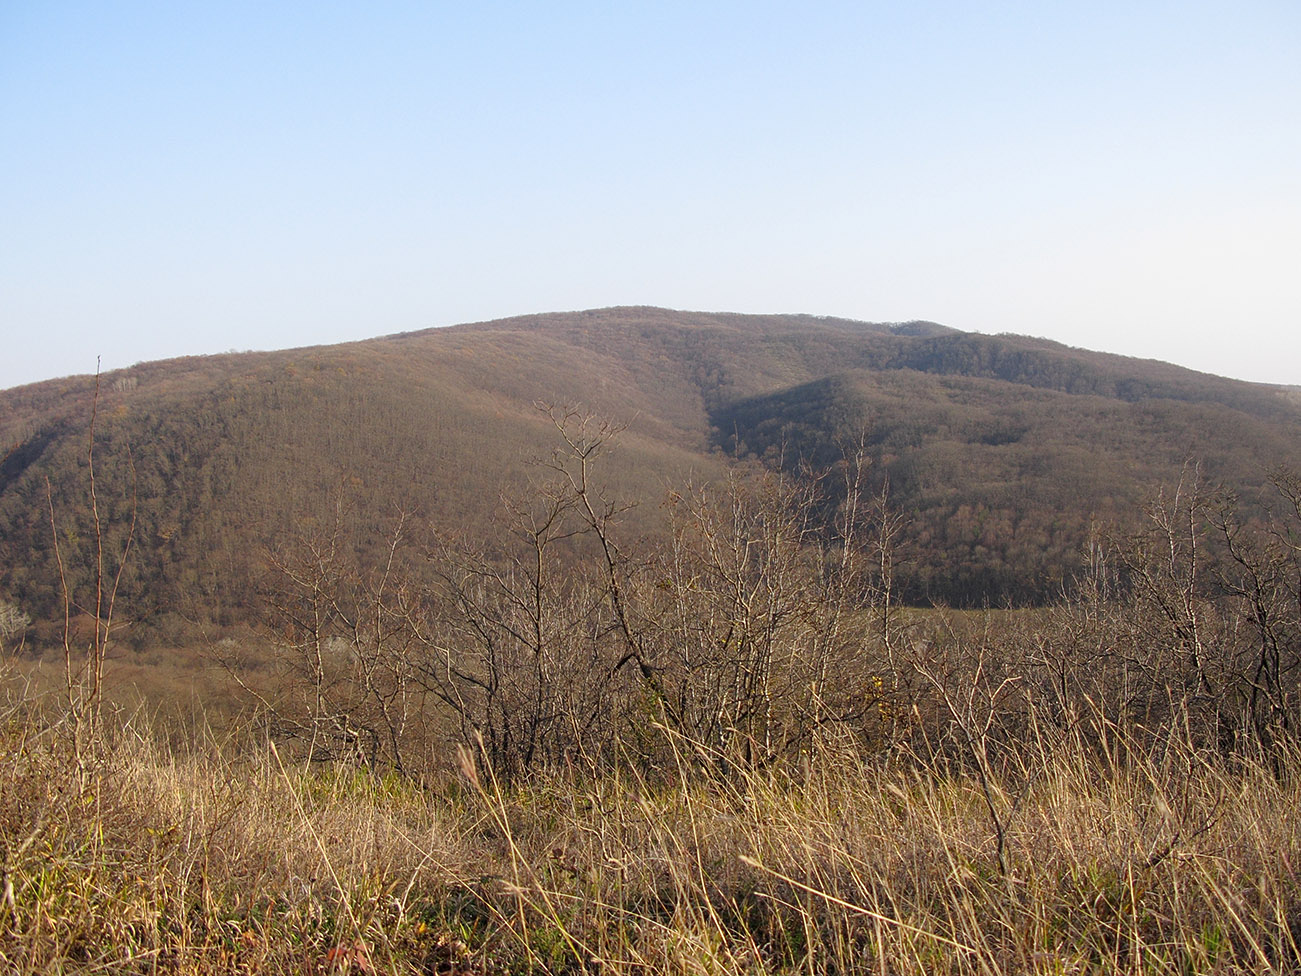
[716,365,1299,602]
[1,307,1297,636]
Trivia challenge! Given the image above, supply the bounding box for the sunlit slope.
[1,307,1296,632]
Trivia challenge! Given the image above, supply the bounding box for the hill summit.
[2,306,1298,639]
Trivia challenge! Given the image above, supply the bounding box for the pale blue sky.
[3,2,1299,389]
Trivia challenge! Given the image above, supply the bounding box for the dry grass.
[4,678,1301,976]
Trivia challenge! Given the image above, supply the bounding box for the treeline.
[3,309,1298,636]
[0,353,716,638]
[716,367,1299,605]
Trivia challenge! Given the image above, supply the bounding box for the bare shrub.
[253,503,430,773]
[636,452,901,772]
[0,602,29,658]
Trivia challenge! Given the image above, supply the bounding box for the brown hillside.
[1,306,1297,636]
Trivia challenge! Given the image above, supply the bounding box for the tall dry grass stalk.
[3,694,1300,975]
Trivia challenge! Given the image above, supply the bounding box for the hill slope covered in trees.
[1,306,1297,640]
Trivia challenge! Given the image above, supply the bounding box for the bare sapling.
[45,363,137,752]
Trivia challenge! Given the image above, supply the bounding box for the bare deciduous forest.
[3,311,1301,973]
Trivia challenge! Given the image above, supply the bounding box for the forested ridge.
[1,306,1297,639]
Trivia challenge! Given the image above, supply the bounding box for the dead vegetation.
[3,407,1301,973]
[4,688,1301,974]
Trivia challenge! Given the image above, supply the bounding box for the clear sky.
[3,2,1299,390]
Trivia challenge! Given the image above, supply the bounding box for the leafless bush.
[1210,467,1301,755]
[0,602,29,659]
[344,409,909,782]
[253,502,429,773]
[636,450,901,772]
[949,463,1301,768]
